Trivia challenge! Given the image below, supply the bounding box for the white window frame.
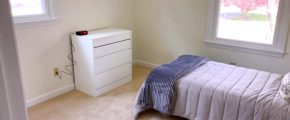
[12,0,57,26]
[205,0,290,57]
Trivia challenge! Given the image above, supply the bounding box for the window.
[10,0,56,25]
[205,0,290,57]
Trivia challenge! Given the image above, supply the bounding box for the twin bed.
[134,58,290,120]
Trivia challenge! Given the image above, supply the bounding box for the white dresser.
[71,28,132,97]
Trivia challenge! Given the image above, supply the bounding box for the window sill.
[205,41,286,58]
[14,17,58,29]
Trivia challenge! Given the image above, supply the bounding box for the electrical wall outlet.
[54,68,59,77]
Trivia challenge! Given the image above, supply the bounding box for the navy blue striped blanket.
[134,55,208,116]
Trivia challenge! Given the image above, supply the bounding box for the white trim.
[0,60,12,120]
[26,83,75,108]
[0,0,28,119]
[205,41,286,57]
[133,60,159,69]
[205,0,290,57]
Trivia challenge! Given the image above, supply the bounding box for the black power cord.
[56,41,76,79]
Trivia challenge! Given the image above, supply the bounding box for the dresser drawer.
[93,33,131,47]
[94,40,131,58]
[94,49,131,74]
[93,63,132,90]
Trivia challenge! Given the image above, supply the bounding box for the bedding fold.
[134,55,207,117]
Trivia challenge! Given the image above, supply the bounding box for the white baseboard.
[26,83,75,108]
[133,60,159,68]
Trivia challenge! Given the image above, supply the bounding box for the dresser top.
[72,28,131,40]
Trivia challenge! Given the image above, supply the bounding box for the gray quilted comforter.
[135,61,290,120]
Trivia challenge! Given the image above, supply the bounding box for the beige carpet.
[28,66,186,120]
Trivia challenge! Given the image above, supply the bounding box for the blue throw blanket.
[135,55,208,115]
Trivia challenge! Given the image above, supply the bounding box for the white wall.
[134,0,290,74]
[15,0,134,101]
[134,0,206,64]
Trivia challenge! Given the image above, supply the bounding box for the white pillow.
[280,73,290,99]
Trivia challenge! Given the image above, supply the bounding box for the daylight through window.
[10,0,45,17]
[9,0,56,25]
[217,0,280,44]
[206,0,290,57]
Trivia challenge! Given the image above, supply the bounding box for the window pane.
[217,0,280,44]
[10,0,44,17]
